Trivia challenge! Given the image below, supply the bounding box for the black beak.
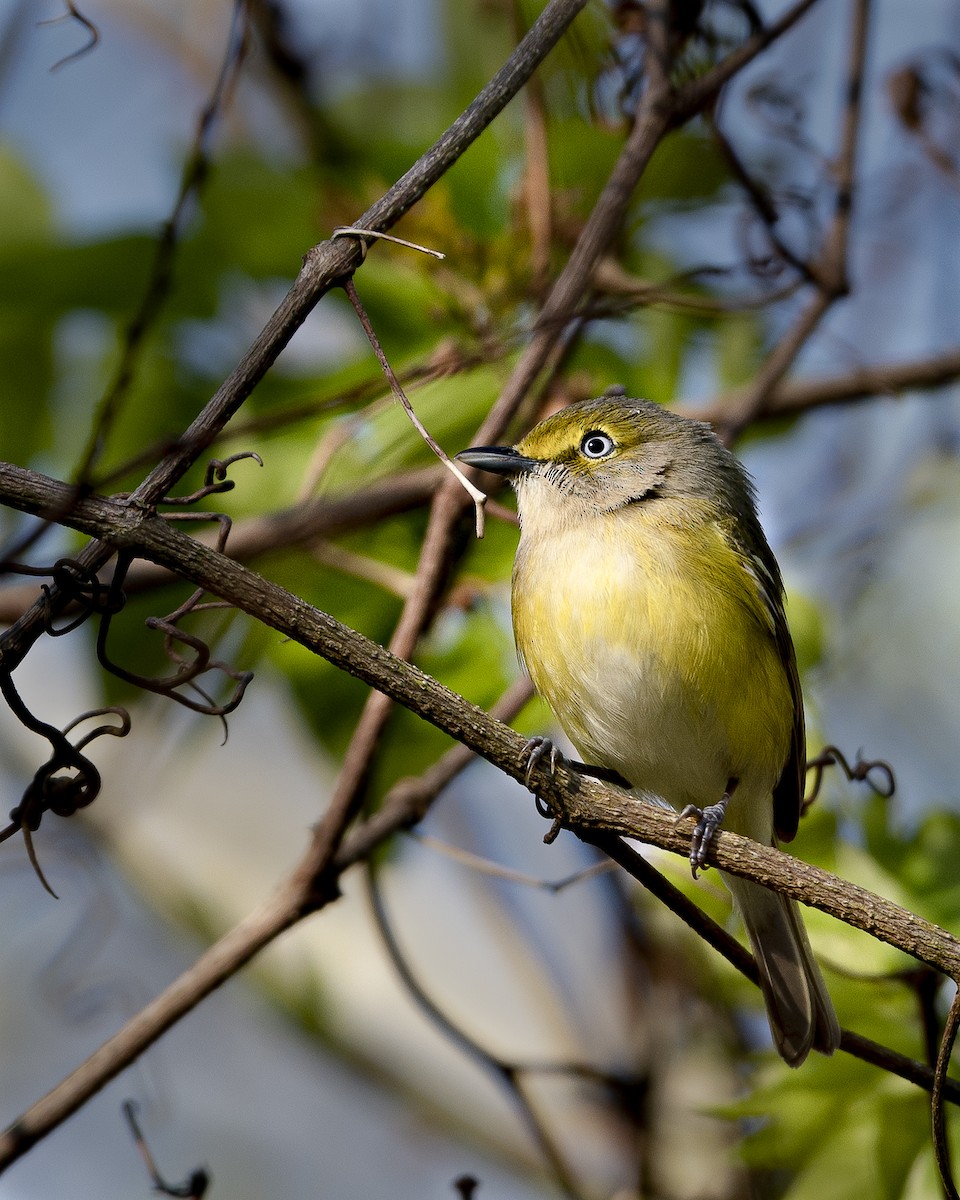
[455,445,539,477]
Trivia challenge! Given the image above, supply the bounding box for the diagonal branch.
[0,0,590,675]
[1,460,958,978]
[713,0,872,439]
[290,0,678,912]
[690,346,960,424]
[1,460,960,1172]
[674,0,822,121]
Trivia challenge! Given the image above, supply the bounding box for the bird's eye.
[580,431,615,459]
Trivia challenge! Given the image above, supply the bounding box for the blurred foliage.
[715,793,960,1195]
[1,3,957,1198]
[636,789,960,1197]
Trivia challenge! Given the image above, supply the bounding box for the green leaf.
[0,147,52,244]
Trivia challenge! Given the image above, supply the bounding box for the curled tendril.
[804,744,897,811]
[163,510,233,555]
[95,553,253,724]
[0,555,122,637]
[39,1,100,73]
[123,1100,211,1198]
[1,466,257,893]
[0,673,131,897]
[42,556,125,635]
[165,451,263,506]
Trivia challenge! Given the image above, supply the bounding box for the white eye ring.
[580,431,615,459]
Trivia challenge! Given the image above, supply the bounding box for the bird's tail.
[723,874,841,1067]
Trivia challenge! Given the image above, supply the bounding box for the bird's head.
[457,393,753,531]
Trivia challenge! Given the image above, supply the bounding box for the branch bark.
[0,0,589,675]
[0,460,957,978]
[1,458,959,1171]
[691,347,960,424]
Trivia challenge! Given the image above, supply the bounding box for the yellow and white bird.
[458,392,840,1067]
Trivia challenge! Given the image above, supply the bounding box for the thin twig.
[311,540,416,600]
[75,0,251,486]
[40,1,100,71]
[365,862,586,1200]
[674,0,822,121]
[712,0,872,440]
[933,989,960,1200]
[1,2,249,571]
[706,109,817,284]
[123,1101,210,1198]
[715,289,834,442]
[341,279,488,536]
[0,0,591,676]
[408,831,617,892]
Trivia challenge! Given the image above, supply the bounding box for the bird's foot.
[677,784,736,878]
[520,735,560,787]
[519,737,565,843]
[519,738,631,790]
[520,739,631,846]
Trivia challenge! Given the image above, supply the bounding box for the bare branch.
[674,0,822,120]
[0,0,590,675]
[365,864,585,1199]
[934,990,960,1200]
[40,1,100,72]
[710,0,873,440]
[691,347,960,425]
[74,0,250,486]
[0,461,958,979]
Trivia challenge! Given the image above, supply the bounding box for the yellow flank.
[512,496,792,837]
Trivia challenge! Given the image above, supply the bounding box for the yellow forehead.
[516,401,652,460]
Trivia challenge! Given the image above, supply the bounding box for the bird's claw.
[520,735,560,787]
[676,798,729,878]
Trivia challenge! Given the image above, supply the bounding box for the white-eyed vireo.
[458,391,840,1067]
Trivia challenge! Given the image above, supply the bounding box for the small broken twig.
[341,277,488,536]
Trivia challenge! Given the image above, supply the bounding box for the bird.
[457,390,840,1067]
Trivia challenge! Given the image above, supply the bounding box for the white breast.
[512,509,734,813]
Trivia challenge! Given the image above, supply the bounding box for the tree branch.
[690,347,960,425]
[0,0,589,674]
[710,0,872,440]
[0,460,957,979]
[1,460,959,1171]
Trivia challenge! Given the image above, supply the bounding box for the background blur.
[1,1,960,1197]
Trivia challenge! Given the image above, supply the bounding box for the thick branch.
[0,461,957,978]
[0,0,588,674]
[2,462,959,1169]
